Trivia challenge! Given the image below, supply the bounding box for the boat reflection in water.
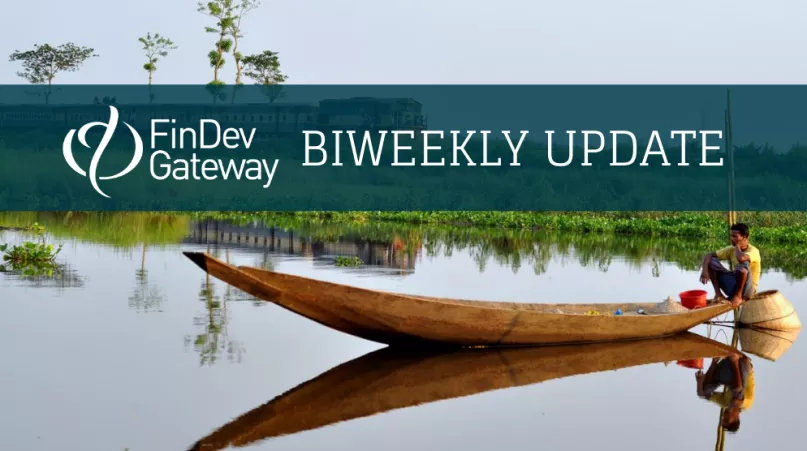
[188,333,739,451]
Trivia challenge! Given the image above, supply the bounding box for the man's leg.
[736,261,754,300]
[708,257,729,300]
[730,266,749,307]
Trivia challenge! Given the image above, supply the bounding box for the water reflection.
[0,229,85,288]
[184,247,246,366]
[1,212,804,451]
[697,353,754,434]
[184,217,807,280]
[739,326,801,362]
[128,244,164,313]
[187,333,739,450]
[1,261,85,288]
[1,212,806,280]
[693,325,801,449]
[185,219,419,276]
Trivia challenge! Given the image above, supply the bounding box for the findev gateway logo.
[62,105,280,198]
[62,106,143,198]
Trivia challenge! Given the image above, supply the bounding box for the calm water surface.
[0,214,804,451]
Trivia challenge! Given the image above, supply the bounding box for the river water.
[0,213,803,451]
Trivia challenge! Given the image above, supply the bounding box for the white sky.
[1,0,805,84]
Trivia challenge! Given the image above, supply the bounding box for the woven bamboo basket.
[739,290,801,330]
[739,327,801,361]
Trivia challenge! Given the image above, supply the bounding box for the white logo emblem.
[63,105,143,198]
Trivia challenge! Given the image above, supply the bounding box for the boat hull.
[183,252,736,346]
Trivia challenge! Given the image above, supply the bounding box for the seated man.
[700,223,761,307]
[696,353,755,433]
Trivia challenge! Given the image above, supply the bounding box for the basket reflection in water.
[739,327,801,362]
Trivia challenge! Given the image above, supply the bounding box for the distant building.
[184,220,418,273]
[317,97,426,131]
[0,97,428,134]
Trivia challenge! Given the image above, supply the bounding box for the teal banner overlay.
[1,85,806,211]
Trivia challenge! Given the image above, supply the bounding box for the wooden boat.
[187,333,740,450]
[183,251,736,346]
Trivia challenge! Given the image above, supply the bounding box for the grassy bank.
[190,211,807,244]
[188,212,807,280]
[2,211,805,279]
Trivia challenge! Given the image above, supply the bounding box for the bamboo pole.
[727,91,740,325]
[729,90,736,226]
[723,106,734,231]
[713,306,742,451]
[715,409,725,451]
[725,89,737,234]
[715,89,739,451]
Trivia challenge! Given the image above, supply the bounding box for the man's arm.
[696,358,721,398]
[734,245,751,263]
[701,251,718,283]
[696,372,706,397]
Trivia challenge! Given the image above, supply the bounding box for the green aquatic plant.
[0,241,63,277]
[335,256,363,267]
[23,222,46,236]
[0,222,75,279]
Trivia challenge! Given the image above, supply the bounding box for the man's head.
[730,223,750,246]
[722,407,741,433]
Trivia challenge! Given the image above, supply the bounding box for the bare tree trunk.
[233,33,242,85]
[46,76,53,105]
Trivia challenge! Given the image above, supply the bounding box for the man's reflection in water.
[696,354,755,433]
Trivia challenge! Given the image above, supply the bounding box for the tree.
[138,32,177,85]
[206,80,228,104]
[198,0,235,83]
[229,0,261,86]
[8,43,97,104]
[242,50,288,103]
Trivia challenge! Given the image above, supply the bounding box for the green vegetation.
[138,32,178,86]
[1,212,804,281]
[243,50,288,102]
[229,0,261,86]
[198,0,236,84]
[8,43,98,104]
[191,211,807,244]
[0,241,63,276]
[0,222,63,277]
[335,256,363,267]
[191,212,807,280]
[0,212,190,248]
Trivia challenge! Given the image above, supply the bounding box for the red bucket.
[677,358,704,370]
[679,290,707,309]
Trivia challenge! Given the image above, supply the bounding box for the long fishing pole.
[715,89,738,451]
[725,89,737,235]
[728,90,737,227]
